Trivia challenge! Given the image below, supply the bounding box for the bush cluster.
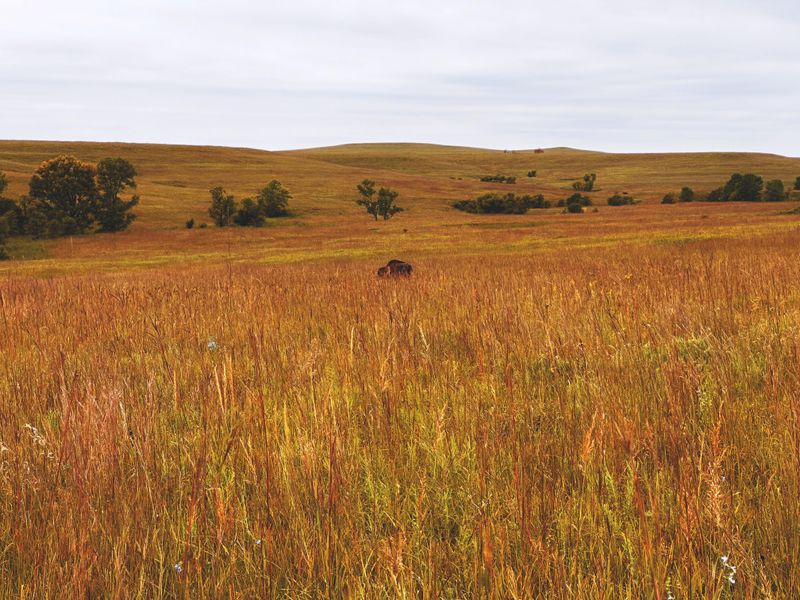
[607,192,638,206]
[480,175,517,184]
[705,173,788,202]
[453,193,549,214]
[557,193,592,213]
[208,180,291,227]
[572,173,597,192]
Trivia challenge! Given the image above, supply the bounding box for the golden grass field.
[2,141,800,597]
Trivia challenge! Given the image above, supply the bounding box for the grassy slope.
[0,140,799,275]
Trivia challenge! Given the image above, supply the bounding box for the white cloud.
[1,0,798,153]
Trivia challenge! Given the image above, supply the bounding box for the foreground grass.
[2,233,800,597]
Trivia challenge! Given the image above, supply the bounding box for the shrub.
[706,187,725,202]
[558,193,592,208]
[480,175,516,184]
[607,192,637,206]
[453,193,549,214]
[795,176,800,191]
[185,218,194,229]
[679,186,695,202]
[234,198,265,226]
[566,202,583,213]
[764,179,787,202]
[662,193,677,204]
[527,170,537,178]
[572,173,597,192]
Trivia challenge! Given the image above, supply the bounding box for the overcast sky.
[2,0,798,154]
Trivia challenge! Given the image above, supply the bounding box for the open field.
[2,142,800,597]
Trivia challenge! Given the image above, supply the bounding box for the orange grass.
[2,141,800,597]
[2,234,800,597]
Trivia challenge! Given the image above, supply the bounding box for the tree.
[662,193,677,204]
[94,158,139,232]
[764,179,787,202]
[355,181,403,219]
[208,187,237,226]
[0,172,7,195]
[722,173,763,201]
[234,198,265,226]
[376,187,403,220]
[679,187,695,202]
[257,180,290,217]
[566,202,584,213]
[29,155,98,234]
[795,176,800,191]
[573,173,597,192]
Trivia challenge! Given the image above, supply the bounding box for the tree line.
[0,155,139,258]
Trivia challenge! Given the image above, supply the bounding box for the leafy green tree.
[679,187,695,202]
[234,198,265,226]
[723,173,763,201]
[357,179,403,220]
[356,179,377,217]
[94,157,139,232]
[208,187,237,226]
[375,187,403,220]
[257,180,291,217]
[28,155,98,233]
[764,179,787,202]
[706,187,725,202]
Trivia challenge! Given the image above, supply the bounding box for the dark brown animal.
[377,259,413,277]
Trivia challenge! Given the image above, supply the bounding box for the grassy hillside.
[1,140,799,275]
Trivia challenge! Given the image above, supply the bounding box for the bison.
[377,259,413,277]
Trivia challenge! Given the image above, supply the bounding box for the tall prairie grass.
[2,233,800,597]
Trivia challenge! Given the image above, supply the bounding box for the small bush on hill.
[557,193,592,208]
[480,175,517,184]
[662,193,677,204]
[527,170,537,178]
[234,198,265,226]
[566,202,584,214]
[572,173,597,192]
[795,176,800,191]
[764,179,787,202]
[680,186,695,202]
[185,218,194,229]
[607,192,638,206]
